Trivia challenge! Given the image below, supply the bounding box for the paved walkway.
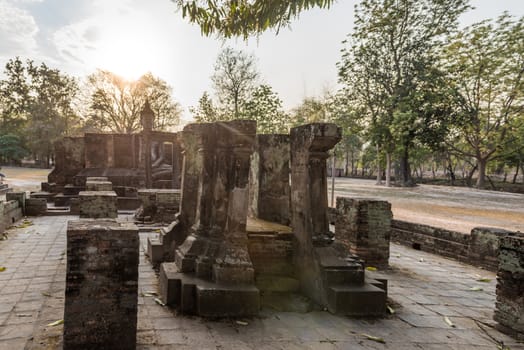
[0,215,522,349]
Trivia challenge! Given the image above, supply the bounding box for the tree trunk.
[385,152,391,187]
[399,146,413,186]
[476,158,487,188]
[512,161,520,184]
[376,144,382,185]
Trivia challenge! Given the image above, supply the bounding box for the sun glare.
[93,18,161,81]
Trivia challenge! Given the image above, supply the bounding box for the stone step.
[322,267,364,286]
[260,292,317,313]
[147,237,164,266]
[255,275,300,293]
[159,262,260,317]
[326,283,386,316]
[45,208,71,216]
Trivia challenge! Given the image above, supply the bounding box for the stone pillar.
[159,120,259,317]
[141,101,154,189]
[211,120,257,284]
[175,121,256,284]
[248,134,291,225]
[494,233,524,340]
[64,220,139,349]
[335,197,392,269]
[172,133,183,189]
[290,123,341,256]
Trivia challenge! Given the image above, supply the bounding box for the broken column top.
[290,123,341,152]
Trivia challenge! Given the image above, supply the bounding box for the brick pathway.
[0,215,522,349]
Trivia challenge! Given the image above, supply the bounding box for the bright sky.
[0,0,523,121]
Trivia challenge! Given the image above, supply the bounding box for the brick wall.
[391,219,517,271]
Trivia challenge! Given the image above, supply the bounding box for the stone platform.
[1,215,523,349]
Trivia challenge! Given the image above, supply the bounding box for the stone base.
[327,283,386,316]
[25,198,47,216]
[79,191,118,218]
[159,262,259,317]
[147,237,164,266]
[54,194,77,207]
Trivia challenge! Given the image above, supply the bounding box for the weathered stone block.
[86,180,113,191]
[6,192,25,214]
[494,233,524,340]
[25,198,47,216]
[79,191,118,218]
[64,219,139,349]
[470,227,513,270]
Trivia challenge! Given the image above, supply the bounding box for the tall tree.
[173,0,336,38]
[190,91,223,122]
[242,84,289,133]
[338,0,470,186]
[443,14,524,188]
[290,96,330,126]
[0,57,31,137]
[26,61,79,166]
[86,70,181,133]
[0,58,79,167]
[211,47,259,119]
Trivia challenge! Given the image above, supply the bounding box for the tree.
[338,0,470,186]
[86,70,181,133]
[26,61,79,166]
[241,84,289,133]
[290,96,330,126]
[0,57,79,167]
[173,0,336,38]
[211,47,259,119]
[0,134,28,164]
[0,57,31,137]
[443,14,524,188]
[190,91,223,122]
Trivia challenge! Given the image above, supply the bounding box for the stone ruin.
[147,121,387,317]
[20,104,517,347]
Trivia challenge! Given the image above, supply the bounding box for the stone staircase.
[315,246,387,316]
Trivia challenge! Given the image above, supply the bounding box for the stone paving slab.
[0,216,523,349]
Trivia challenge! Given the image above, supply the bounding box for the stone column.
[248,134,291,225]
[64,220,139,349]
[175,121,256,284]
[141,101,154,189]
[335,197,392,268]
[175,123,216,272]
[211,120,257,284]
[494,233,524,340]
[290,123,341,255]
[172,133,183,189]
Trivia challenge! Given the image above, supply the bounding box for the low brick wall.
[247,232,295,276]
[391,219,517,271]
[0,200,23,233]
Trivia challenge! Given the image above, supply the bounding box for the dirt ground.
[330,177,524,234]
[1,166,523,234]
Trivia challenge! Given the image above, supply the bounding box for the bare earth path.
[330,178,524,234]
